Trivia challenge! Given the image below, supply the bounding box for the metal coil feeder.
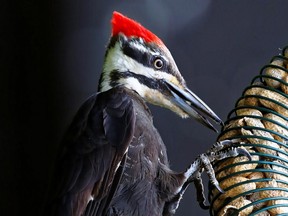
[209,46,288,216]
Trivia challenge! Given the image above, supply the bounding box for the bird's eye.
[153,58,164,70]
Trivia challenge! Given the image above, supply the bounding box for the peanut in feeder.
[209,46,288,216]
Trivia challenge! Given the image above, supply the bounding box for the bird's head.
[99,11,222,131]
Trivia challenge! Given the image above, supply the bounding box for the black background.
[2,0,288,215]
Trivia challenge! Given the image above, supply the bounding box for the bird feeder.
[209,46,288,216]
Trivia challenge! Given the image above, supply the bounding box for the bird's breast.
[124,96,168,180]
[108,89,170,215]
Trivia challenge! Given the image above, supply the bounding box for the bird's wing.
[49,87,136,216]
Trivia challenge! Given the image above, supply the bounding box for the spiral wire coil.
[209,46,288,216]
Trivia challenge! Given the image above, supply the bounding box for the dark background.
[2,0,288,215]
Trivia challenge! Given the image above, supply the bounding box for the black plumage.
[47,87,188,216]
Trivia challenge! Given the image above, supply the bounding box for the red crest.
[111,11,163,45]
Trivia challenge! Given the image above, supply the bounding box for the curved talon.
[210,140,233,154]
[214,182,225,194]
[236,147,252,161]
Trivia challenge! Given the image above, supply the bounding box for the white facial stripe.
[122,57,177,83]
[122,77,188,118]
[129,40,160,56]
[101,42,181,92]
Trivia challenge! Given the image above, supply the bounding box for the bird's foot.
[184,139,251,209]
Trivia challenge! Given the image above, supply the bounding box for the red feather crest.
[111,11,163,45]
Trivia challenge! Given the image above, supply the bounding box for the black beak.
[164,81,223,132]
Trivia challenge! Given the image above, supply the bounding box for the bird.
[45,11,250,216]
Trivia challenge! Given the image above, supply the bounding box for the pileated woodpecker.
[46,11,250,216]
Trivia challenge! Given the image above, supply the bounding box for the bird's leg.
[189,140,251,207]
[164,140,251,215]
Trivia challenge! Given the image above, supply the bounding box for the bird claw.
[207,139,251,163]
[169,140,251,211]
[184,139,251,208]
[214,181,225,194]
[235,147,252,161]
[204,140,251,190]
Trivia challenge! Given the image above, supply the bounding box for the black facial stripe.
[122,41,156,69]
[106,35,184,85]
[109,70,168,92]
[121,38,184,84]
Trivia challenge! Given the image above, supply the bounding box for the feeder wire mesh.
[209,46,288,216]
